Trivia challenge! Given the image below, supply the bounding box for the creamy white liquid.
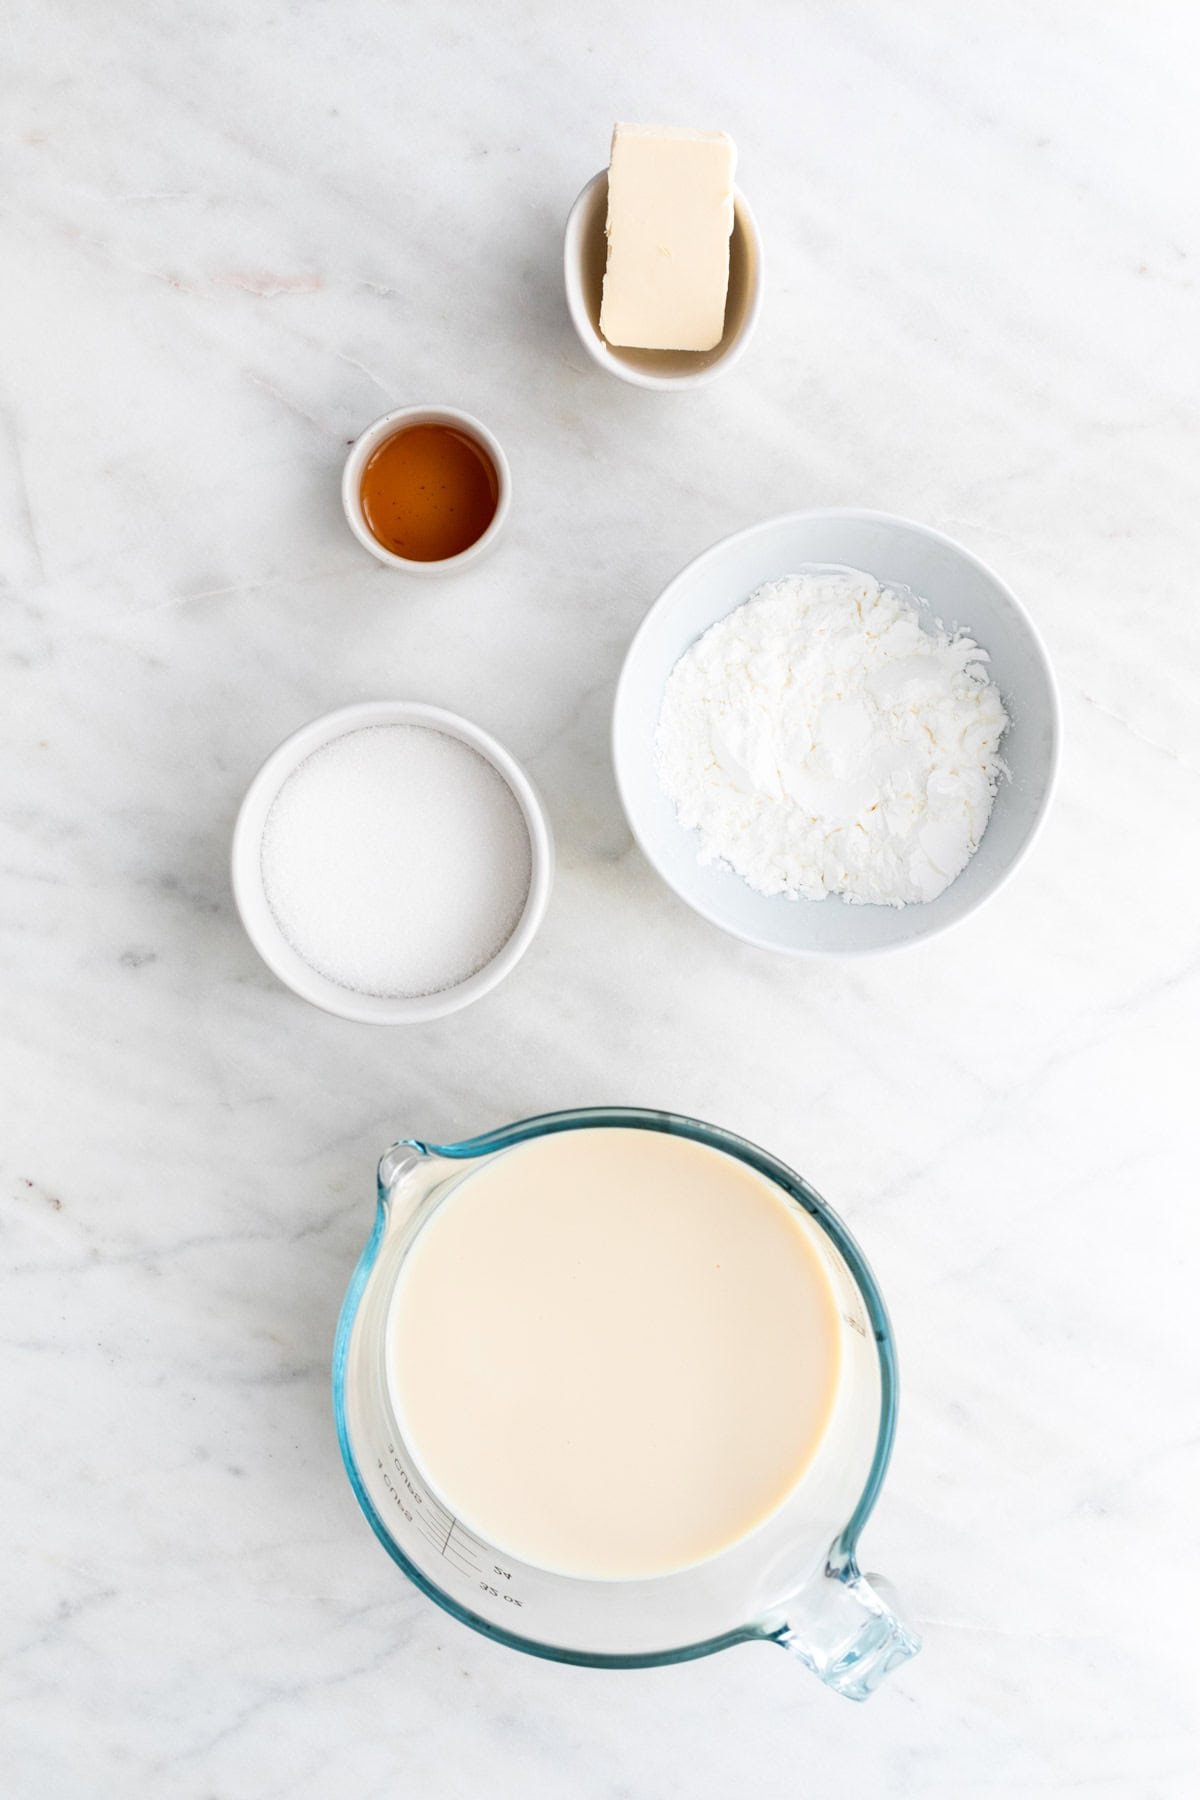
[386,1128,843,1580]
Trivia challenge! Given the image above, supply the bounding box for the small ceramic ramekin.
[563,170,764,391]
[231,701,553,1024]
[341,406,512,574]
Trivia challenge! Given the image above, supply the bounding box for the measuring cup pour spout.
[377,1141,426,1204]
[773,1554,920,1701]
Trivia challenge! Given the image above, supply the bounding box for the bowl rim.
[563,169,764,392]
[231,700,554,1021]
[612,507,1061,958]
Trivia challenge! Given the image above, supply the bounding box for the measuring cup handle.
[773,1559,920,1701]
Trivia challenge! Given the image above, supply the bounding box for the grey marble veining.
[2,2,1198,1794]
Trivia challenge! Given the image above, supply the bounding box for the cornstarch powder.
[654,567,1009,907]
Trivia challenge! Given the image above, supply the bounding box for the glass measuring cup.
[333,1108,920,1700]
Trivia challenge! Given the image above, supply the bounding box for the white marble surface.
[3,2,1199,1793]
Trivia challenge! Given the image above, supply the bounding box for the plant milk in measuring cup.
[334,1108,919,1699]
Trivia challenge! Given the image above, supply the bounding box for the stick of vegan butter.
[599,123,737,353]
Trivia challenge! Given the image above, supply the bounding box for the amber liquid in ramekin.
[360,424,499,561]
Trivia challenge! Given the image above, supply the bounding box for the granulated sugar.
[261,725,532,997]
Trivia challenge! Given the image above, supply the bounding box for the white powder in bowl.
[260,725,532,996]
[654,567,1009,908]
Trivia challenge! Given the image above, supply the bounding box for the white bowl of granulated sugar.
[232,701,553,1022]
[613,510,1059,958]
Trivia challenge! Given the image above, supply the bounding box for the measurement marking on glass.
[444,1517,475,1556]
[437,1518,482,1575]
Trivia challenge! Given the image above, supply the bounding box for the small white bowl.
[563,171,764,391]
[613,510,1059,957]
[341,406,511,573]
[231,701,553,1022]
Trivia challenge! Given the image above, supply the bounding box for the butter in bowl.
[564,123,764,390]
